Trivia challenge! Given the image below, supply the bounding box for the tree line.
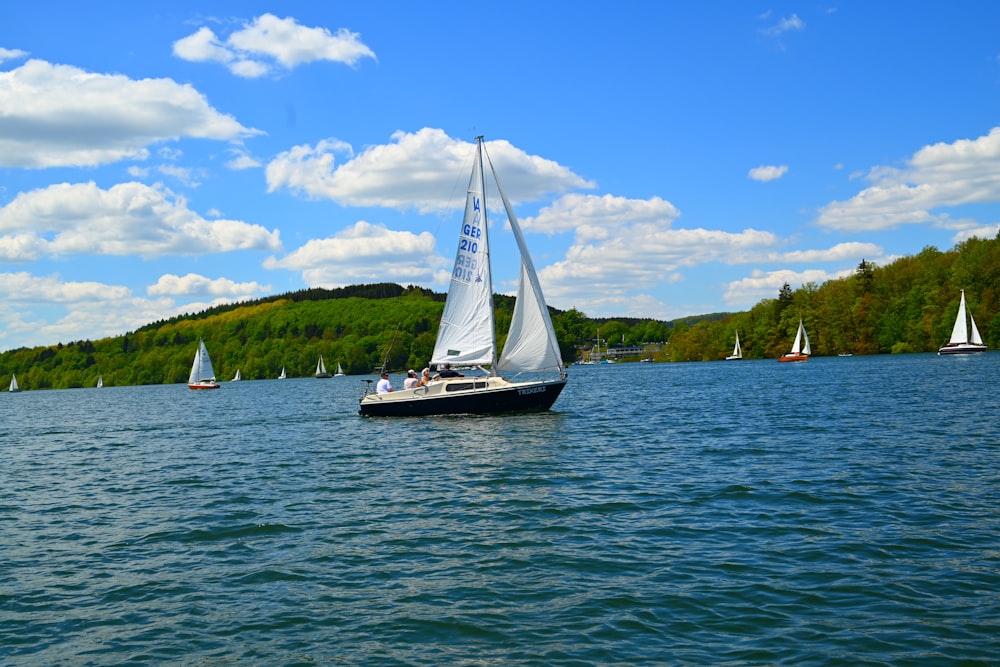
[3,234,999,389]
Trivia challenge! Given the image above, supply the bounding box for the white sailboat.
[278,366,287,380]
[187,339,220,389]
[97,375,103,388]
[231,369,242,382]
[315,355,332,378]
[9,373,20,392]
[360,136,567,416]
[779,319,810,363]
[334,362,345,377]
[938,289,987,355]
[726,331,743,360]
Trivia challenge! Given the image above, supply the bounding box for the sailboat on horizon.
[726,331,743,360]
[779,319,811,363]
[938,289,987,355]
[334,361,345,377]
[9,373,20,392]
[188,339,220,389]
[315,355,333,378]
[359,136,567,416]
[231,369,242,382]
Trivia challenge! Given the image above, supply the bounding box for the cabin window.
[445,381,488,392]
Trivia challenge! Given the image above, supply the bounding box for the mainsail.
[431,141,496,368]
[189,339,216,384]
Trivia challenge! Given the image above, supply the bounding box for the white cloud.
[266,128,594,211]
[0,59,260,168]
[762,14,805,36]
[0,271,263,350]
[264,220,446,287]
[748,164,789,182]
[0,47,28,63]
[148,273,270,298]
[724,267,849,308]
[817,126,1000,232]
[0,181,281,258]
[173,14,376,78]
[521,193,680,238]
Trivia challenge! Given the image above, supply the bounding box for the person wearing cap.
[403,369,419,390]
[376,372,393,394]
[420,368,432,386]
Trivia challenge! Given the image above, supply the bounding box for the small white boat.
[97,375,103,388]
[334,362,345,377]
[779,319,810,363]
[231,369,242,382]
[9,373,20,393]
[938,290,987,355]
[726,331,743,360]
[315,355,332,378]
[278,366,287,380]
[187,339,221,389]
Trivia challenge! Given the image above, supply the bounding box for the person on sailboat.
[376,372,393,394]
[432,363,463,380]
[403,370,419,389]
[420,368,432,386]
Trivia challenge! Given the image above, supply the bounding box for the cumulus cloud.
[173,14,376,78]
[748,164,789,182]
[817,126,1000,232]
[0,59,260,168]
[521,193,680,238]
[724,267,850,308]
[148,273,271,298]
[0,271,264,350]
[264,220,445,287]
[0,181,281,259]
[266,128,595,211]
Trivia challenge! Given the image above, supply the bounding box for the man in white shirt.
[376,372,393,394]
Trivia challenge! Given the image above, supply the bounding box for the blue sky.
[2,3,1000,352]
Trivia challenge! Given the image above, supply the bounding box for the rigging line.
[379,322,400,374]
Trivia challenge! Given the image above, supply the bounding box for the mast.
[477,136,499,375]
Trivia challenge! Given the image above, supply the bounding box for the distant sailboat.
[726,331,743,360]
[938,289,987,355]
[9,374,20,393]
[231,369,242,382]
[187,339,221,389]
[278,366,287,380]
[334,362,345,377]
[779,319,810,363]
[97,375,103,388]
[315,355,332,378]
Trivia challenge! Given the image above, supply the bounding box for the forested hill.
[0,284,674,390]
[3,233,1000,389]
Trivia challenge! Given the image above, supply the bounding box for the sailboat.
[231,369,242,382]
[278,366,287,380]
[9,374,20,393]
[334,362,345,377]
[359,136,567,416]
[187,339,220,389]
[938,289,987,355]
[315,355,332,378]
[779,319,810,363]
[726,331,743,360]
[97,375,103,388]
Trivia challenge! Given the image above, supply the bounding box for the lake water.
[2,354,999,665]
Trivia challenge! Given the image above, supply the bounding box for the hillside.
[3,233,999,389]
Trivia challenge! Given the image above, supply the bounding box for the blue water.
[2,354,999,665]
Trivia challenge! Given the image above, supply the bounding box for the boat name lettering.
[518,386,547,396]
[458,238,479,254]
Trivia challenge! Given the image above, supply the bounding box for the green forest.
[3,234,999,390]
